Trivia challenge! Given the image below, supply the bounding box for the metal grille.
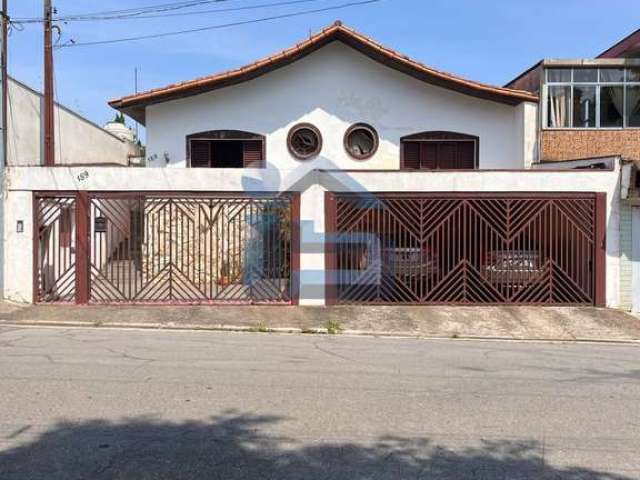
[35,194,77,302]
[329,193,599,305]
[89,194,293,304]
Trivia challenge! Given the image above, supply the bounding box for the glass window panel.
[573,69,597,82]
[599,68,625,82]
[600,86,624,127]
[626,86,640,127]
[627,68,640,82]
[547,68,571,83]
[572,85,596,127]
[547,86,571,128]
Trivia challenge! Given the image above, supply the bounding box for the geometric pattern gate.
[327,193,605,306]
[35,192,297,305]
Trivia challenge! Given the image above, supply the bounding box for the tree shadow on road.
[0,411,633,480]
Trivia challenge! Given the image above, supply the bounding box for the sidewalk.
[1,301,639,342]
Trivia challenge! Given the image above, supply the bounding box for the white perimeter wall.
[6,78,135,166]
[3,164,621,307]
[145,42,537,171]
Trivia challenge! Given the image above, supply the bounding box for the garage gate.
[34,192,299,304]
[326,193,606,306]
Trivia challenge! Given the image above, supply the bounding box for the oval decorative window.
[344,123,378,160]
[287,123,322,160]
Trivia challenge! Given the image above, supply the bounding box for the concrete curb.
[1,319,640,345]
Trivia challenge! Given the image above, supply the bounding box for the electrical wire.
[48,0,332,23]
[57,0,380,48]
[13,0,234,22]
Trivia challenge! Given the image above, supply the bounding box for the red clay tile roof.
[110,21,539,124]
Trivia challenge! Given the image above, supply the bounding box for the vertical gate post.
[594,192,607,308]
[324,192,337,306]
[290,192,300,305]
[75,191,89,304]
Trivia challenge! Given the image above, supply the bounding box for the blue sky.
[8,0,640,137]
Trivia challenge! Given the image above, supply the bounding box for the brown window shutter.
[402,141,420,169]
[190,140,211,168]
[243,140,264,168]
[457,142,475,169]
[421,143,438,169]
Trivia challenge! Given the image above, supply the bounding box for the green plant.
[253,320,269,333]
[326,318,342,335]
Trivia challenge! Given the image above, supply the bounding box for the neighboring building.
[506,28,640,163]
[1,22,632,311]
[6,76,142,166]
[507,28,640,313]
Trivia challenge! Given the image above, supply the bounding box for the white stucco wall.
[3,164,621,307]
[6,78,137,166]
[633,207,640,313]
[145,42,537,171]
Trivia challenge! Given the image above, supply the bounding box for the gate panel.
[88,194,293,304]
[330,193,599,305]
[34,194,77,302]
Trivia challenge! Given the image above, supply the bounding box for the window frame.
[543,67,640,130]
[287,123,323,160]
[185,130,266,168]
[400,131,479,170]
[343,123,379,160]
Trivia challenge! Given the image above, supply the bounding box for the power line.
[57,0,380,48]
[13,0,235,22]
[49,0,332,23]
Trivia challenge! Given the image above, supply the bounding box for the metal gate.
[34,194,77,302]
[326,193,606,306]
[35,192,298,304]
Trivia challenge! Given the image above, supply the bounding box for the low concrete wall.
[3,164,622,307]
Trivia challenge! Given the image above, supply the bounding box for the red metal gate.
[35,192,299,305]
[326,193,606,306]
[34,193,77,302]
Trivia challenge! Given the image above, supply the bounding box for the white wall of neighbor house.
[3,164,621,306]
[619,202,633,310]
[6,78,136,166]
[633,207,640,313]
[145,42,537,171]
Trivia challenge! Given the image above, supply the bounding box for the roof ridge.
[110,21,538,124]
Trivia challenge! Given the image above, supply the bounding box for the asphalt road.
[0,326,639,480]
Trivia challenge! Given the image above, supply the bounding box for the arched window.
[186,130,265,168]
[400,131,478,170]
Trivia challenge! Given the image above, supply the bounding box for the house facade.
[2,22,634,310]
[6,77,143,167]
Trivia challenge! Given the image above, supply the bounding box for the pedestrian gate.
[35,193,298,304]
[326,193,606,306]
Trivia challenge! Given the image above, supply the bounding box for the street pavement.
[0,325,639,479]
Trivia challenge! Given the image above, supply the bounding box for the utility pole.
[43,0,54,166]
[134,67,139,140]
[0,0,7,300]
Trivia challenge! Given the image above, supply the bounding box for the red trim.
[75,191,90,305]
[324,191,337,306]
[109,22,538,124]
[31,193,38,304]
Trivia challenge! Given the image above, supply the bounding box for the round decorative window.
[344,123,378,160]
[287,123,322,160]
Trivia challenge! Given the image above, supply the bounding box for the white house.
[6,76,142,166]
[2,22,628,309]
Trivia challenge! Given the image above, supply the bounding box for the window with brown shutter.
[400,131,478,170]
[186,130,265,168]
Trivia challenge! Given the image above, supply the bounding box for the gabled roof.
[109,21,538,125]
[597,27,640,58]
